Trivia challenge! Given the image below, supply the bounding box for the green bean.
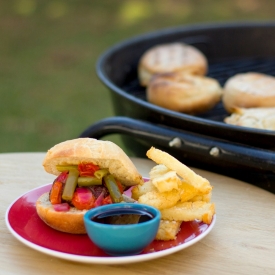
[62,168,79,201]
[56,165,78,172]
[103,174,123,203]
[94,169,109,179]
[77,176,102,186]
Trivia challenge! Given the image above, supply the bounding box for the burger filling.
[49,163,125,211]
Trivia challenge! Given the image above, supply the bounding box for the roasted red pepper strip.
[116,180,124,193]
[78,163,100,177]
[102,195,112,205]
[50,181,63,204]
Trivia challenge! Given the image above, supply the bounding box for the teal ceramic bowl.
[83,203,161,256]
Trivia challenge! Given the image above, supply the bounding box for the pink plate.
[5,184,216,265]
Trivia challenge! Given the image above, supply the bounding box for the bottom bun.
[36,192,87,234]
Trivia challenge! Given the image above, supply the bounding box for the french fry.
[149,164,170,179]
[131,180,157,200]
[147,147,212,194]
[151,170,181,193]
[160,201,215,224]
[155,220,182,241]
[131,147,215,241]
[179,181,198,202]
[138,189,181,210]
[189,192,212,202]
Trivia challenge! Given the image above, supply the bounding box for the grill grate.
[208,57,275,85]
[121,57,275,122]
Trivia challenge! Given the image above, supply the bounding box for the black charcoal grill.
[80,22,275,193]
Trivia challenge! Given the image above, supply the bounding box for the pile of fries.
[132,147,215,241]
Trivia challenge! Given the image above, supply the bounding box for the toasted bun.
[43,138,143,186]
[138,43,208,86]
[224,106,275,131]
[146,72,222,114]
[223,72,275,113]
[36,192,86,234]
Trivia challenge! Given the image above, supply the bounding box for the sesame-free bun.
[43,138,143,187]
[146,72,222,114]
[36,192,86,234]
[138,42,208,86]
[223,72,275,113]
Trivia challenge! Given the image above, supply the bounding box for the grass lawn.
[1,0,275,154]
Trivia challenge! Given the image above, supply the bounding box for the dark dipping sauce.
[92,208,154,225]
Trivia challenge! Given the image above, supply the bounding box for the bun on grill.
[138,42,208,87]
[222,72,275,113]
[146,72,222,114]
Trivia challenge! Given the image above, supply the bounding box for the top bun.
[138,42,208,86]
[223,72,275,113]
[43,138,143,186]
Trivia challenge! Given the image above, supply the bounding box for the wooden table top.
[1,152,275,275]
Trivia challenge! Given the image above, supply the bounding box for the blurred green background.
[1,0,275,153]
